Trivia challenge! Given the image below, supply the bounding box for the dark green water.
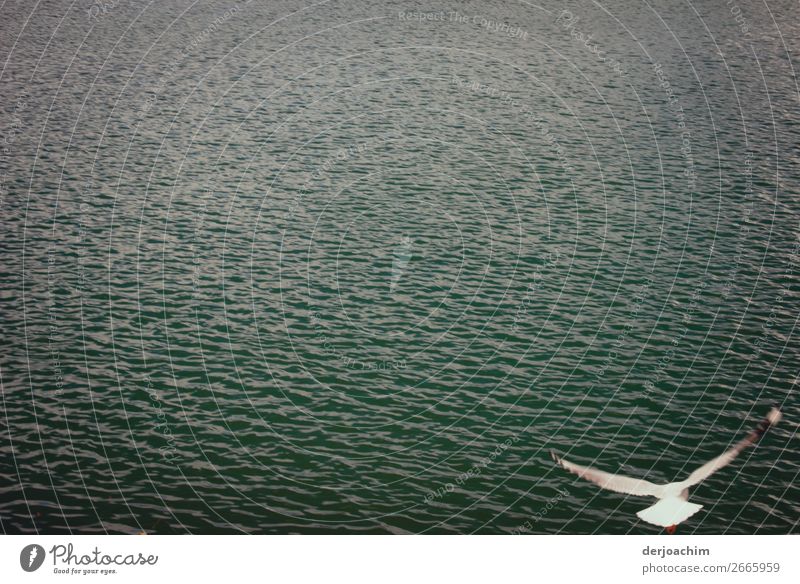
[1,0,798,534]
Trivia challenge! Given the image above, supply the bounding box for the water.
[1,0,798,534]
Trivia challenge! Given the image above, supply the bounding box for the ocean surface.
[1,0,798,534]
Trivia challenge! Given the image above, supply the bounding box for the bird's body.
[551,407,782,531]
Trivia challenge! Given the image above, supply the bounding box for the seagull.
[551,407,782,533]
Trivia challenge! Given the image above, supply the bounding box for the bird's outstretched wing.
[551,451,665,498]
[679,407,782,488]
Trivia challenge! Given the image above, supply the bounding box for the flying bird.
[551,407,782,533]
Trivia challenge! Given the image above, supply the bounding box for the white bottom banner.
[1,535,796,583]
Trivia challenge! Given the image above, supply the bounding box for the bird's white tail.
[636,497,703,528]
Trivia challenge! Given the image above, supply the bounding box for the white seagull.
[551,407,782,533]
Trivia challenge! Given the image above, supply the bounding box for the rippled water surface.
[1,0,799,534]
